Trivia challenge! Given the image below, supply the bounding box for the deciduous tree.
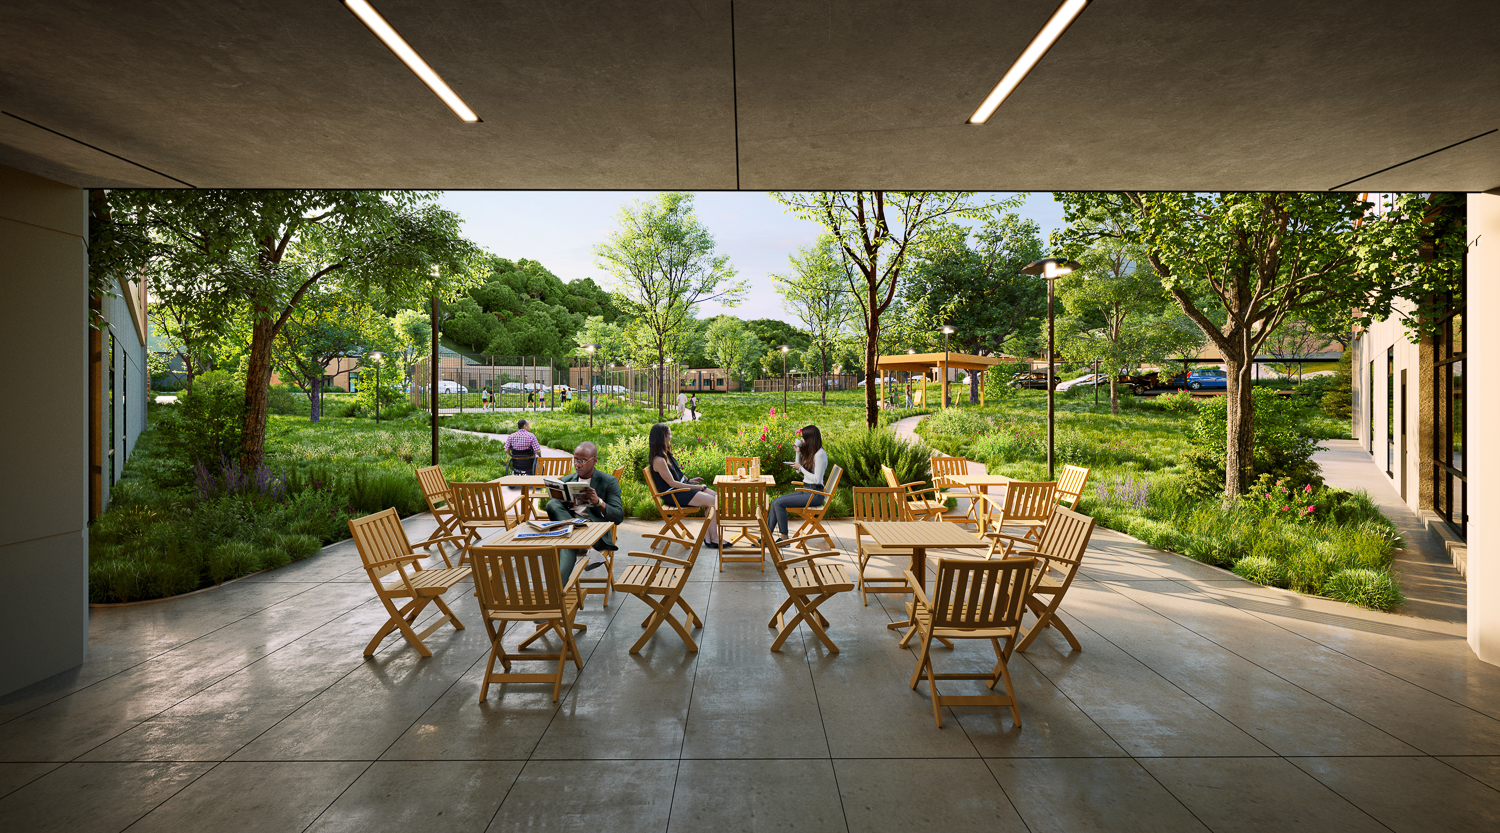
[773,236,855,404]
[594,192,745,418]
[772,191,988,426]
[1056,191,1460,497]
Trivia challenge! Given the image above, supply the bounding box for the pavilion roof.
[875,352,1007,373]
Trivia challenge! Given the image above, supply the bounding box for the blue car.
[1185,369,1228,390]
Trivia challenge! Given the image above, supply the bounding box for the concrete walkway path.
[1315,439,1467,626]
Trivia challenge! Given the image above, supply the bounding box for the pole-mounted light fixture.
[968,0,1091,124]
[779,345,791,411]
[1022,258,1082,479]
[583,344,598,427]
[367,351,386,423]
[343,0,481,122]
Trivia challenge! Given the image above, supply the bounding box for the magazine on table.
[515,528,571,539]
[527,519,586,532]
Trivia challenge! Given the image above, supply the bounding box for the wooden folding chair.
[988,507,1095,653]
[1056,464,1091,510]
[536,457,573,477]
[469,544,583,702]
[852,486,916,605]
[449,481,520,564]
[348,508,471,658]
[763,514,855,653]
[724,456,759,477]
[906,556,1035,728]
[717,481,768,571]
[413,464,467,566]
[882,464,946,522]
[643,466,705,552]
[975,481,1057,543]
[614,518,710,652]
[787,464,842,551]
[930,455,980,526]
[612,466,627,483]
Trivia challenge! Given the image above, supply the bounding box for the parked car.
[1184,368,1228,390]
[1056,372,1109,392]
[592,384,627,393]
[436,380,468,393]
[856,377,902,388]
[1008,371,1058,390]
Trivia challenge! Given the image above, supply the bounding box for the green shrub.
[258,545,292,571]
[602,434,651,482]
[1182,389,1323,497]
[154,370,247,485]
[824,427,933,489]
[1233,554,1287,587]
[1158,390,1198,413]
[266,386,309,416]
[1323,568,1404,610]
[208,540,261,584]
[275,533,322,561]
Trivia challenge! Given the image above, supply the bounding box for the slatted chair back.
[537,457,573,477]
[415,464,453,515]
[470,546,567,614]
[718,481,763,523]
[931,456,969,488]
[349,508,418,582]
[1032,506,1095,586]
[984,481,1057,532]
[786,463,842,550]
[852,486,908,523]
[450,481,514,528]
[612,466,627,483]
[724,456,758,477]
[1056,465,1091,510]
[929,557,1033,631]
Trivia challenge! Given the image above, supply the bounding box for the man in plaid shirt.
[504,419,540,475]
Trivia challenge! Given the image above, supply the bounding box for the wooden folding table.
[858,521,989,630]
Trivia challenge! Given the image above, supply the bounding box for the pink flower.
[760,433,768,442]
[770,407,776,416]
[1281,505,1290,511]
[1303,484,1313,493]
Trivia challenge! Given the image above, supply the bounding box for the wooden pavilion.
[875,352,1005,408]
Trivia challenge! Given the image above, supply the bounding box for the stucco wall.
[0,163,89,695]
[1468,192,1500,663]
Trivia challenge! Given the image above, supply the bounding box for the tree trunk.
[239,313,276,469]
[969,370,980,404]
[864,320,878,428]
[309,375,322,423]
[1109,377,1119,415]
[1223,352,1254,498]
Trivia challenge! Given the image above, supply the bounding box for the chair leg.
[430,595,465,631]
[366,596,434,657]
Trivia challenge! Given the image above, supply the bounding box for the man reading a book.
[544,441,623,579]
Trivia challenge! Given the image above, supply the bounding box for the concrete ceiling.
[2,0,1497,192]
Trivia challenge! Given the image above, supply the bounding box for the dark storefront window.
[1433,291,1466,538]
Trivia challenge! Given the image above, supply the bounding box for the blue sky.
[435,191,1066,321]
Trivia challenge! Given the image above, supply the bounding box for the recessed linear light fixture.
[343,0,480,122]
[967,0,1090,124]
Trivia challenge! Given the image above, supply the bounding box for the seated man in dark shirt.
[543,441,624,580]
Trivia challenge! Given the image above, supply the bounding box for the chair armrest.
[791,480,805,486]
[416,533,471,547]
[642,532,694,548]
[625,551,693,566]
[658,486,695,498]
[780,549,846,566]
[902,569,932,607]
[793,487,833,499]
[778,532,830,549]
[902,485,943,500]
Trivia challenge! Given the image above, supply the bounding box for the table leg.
[887,546,927,631]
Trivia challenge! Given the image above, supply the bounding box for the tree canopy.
[443,256,616,357]
[595,192,745,417]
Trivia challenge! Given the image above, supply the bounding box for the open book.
[544,477,591,506]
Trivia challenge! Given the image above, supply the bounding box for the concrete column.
[0,164,89,695]
[1469,192,1500,663]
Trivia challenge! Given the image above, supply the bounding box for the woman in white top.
[772,425,828,541]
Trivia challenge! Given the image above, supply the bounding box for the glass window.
[1433,285,1465,538]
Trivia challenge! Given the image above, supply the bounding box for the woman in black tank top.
[648,423,719,547]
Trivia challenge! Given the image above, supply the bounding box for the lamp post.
[367,351,385,423]
[940,324,956,408]
[583,344,598,427]
[779,344,790,411]
[1022,258,1082,480]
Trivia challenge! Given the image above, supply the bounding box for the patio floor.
[3,515,1499,832]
